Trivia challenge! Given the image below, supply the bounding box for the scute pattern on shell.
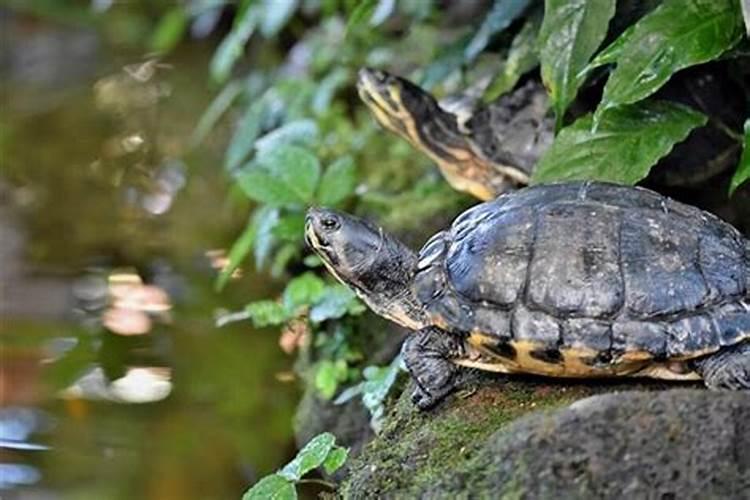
[413,182,750,360]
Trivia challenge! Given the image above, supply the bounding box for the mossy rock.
[340,374,723,498]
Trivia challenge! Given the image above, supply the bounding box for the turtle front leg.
[693,342,750,390]
[402,327,466,409]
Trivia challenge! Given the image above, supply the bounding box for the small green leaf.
[584,22,636,72]
[272,212,306,242]
[215,208,272,291]
[258,146,321,204]
[254,207,281,269]
[225,99,268,171]
[532,100,707,185]
[238,168,303,206]
[211,6,260,83]
[246,300,288,327]
[280,433,336,481]
[314,360,349,399]
[259,0,298,36]
[312,68,350,115]
[539,0,616,129]
[465,0,531,62]
[484,8,542,101]
[309,285,362,323]
[282,272,326,313]
[191,81,243,146]
[254,120,319,155]
[729,119,750,195]
[347,0,378,33]
[242,474,296,500]
[150,7,188,54]
[322,446,349,475]
[270,243,299,278]
[595,0,743,121]
[316,156,357,206]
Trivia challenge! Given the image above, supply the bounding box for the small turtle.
[357,68,554,201]
[306,181,750,409]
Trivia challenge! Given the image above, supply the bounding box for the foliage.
[730,119,750,195]
[335,356,404,433]
[243,432,348,500]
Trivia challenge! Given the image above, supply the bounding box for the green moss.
[341,376,681,498]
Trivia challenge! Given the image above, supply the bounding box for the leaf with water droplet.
[594,0,743,123]
[533,100,706,185]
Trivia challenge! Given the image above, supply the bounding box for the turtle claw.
[411,386,440,410]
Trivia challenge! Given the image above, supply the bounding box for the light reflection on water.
[1,15,298,500]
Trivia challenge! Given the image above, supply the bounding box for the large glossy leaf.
[316,156,357,206]
[280,432,336,481]
[242,474,296,500]
[465,0,531,61]
[730,119,750,195]
[259,0,298,36]
[532,100,706,185]
[210,6,260,83]
[539,0,616,129]
[595,0,743,121]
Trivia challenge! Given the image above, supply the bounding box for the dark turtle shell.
[414,181,750,376]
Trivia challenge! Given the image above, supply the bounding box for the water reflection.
[2,12,298,499]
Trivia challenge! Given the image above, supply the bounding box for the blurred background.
[1,1,748,499]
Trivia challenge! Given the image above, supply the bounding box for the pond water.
[1,14,299,500]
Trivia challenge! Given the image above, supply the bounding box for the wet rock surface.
[342,376,750,499]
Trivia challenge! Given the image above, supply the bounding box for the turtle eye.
[321,215,340,231]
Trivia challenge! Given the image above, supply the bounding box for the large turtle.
[305,181,750,409]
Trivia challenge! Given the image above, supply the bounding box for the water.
[1,13,299,500]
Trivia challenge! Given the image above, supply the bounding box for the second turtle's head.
[357,68,463,151]
[305,207,426,329]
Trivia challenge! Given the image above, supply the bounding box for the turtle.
[305,181,750,409]
[357,67,554,201]
[357,65,746,200]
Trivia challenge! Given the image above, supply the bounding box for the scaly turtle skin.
[357,68,553,200]
[306,181,750,409]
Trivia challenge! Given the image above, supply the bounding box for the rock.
[342,378,750,499]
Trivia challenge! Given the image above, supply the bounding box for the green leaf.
[322,446,349,475]
[270,243,299,278]
[347,0,378,33]
[242,474,296,500]
[258,146,321,204]
[246,300,288,327]
[238,168,304,206]
[280,433,336,481]
[272,212,306,242]
[254,120,319,155]
[150,7,188,54]
[420,33,472,89]
[215,208,272,291]
[595,0,744,122]
[316,156,357,206]
[253,207,280,268]
[532,100,707,185]
[742,0,750,36]
[211,6,260,83]
[309,285,362,323]
[225,99,268,171]
[729,119,750,195]
[312,68,350,115]
[282,272,326,313]
[584,22,636,71]
[539,0,616,129]
[484,8,542,101]
[314,360,349,399]
[259,0,298,37]
[465,0,531,61]
[191,81,243,146]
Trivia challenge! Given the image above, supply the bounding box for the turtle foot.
[695,342,750,390]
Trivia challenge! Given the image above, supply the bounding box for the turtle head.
[357,68,468,157]
[305,207,427,329]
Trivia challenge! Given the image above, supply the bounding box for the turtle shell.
[414,181,750,377]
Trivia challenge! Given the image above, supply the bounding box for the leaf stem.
[297,478,337,489]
